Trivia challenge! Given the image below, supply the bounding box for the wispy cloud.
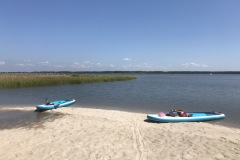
[109,64,115,67]
[24,59,32,62]
[16,63,35,67]
[135,63,153,69]
[123,58,131,61]
[55,65,64,68]
[72,61,93,69]
[122,64,132,69]
[181,62,208,68]
[3,58,211,71]
[0,61,5,65]
[71,61,116,70]
[122,62,155,70]
[38,61,49,65]
[96,63,103,67]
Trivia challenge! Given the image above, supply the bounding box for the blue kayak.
[36,99,75,111]
[147,112,225,123]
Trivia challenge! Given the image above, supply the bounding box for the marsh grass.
[0,74,136,89]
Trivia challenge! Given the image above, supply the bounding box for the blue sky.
[0,0,240,71]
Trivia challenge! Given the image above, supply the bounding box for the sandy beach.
[0,107,240,160]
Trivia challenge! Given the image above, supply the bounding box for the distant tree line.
[1,71,240,75]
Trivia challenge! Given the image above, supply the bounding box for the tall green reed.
[0,74,136,89]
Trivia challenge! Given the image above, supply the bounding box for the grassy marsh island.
[0,73,136,89]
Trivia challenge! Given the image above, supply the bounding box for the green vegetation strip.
[0,74,136,89]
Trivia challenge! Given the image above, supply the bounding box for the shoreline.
[0,105,239,130]
[1,107,240,159]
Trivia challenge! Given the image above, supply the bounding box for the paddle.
[45,98,50,105]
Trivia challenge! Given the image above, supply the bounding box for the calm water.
[0,74,240,128]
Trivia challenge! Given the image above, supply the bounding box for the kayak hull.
[147,112,225,123]
[36,99,75,110]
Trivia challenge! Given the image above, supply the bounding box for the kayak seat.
[167,111,177,117]
[177,111,187,117]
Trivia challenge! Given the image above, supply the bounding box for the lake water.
[0,74,240,128]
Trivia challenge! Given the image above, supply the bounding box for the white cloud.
[201,64,208,68]
[38,61,49,65]
[122,62,155,70]
[122,64,132,69]
[72,61,116,69]
[17,64,25,67]
[24,59,31,62]
[181,62,208,68]
[123,58,131,61]
[55,65,64,68]
[135,63,153,69]
[0,61,5,65]
[72,61,93,69]
[96,63,103,67]
[16,63,35,67]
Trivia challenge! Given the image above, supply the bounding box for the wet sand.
[0,107,64,130]
[0,107,240,160]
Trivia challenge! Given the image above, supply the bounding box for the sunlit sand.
[0,107,239,160]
